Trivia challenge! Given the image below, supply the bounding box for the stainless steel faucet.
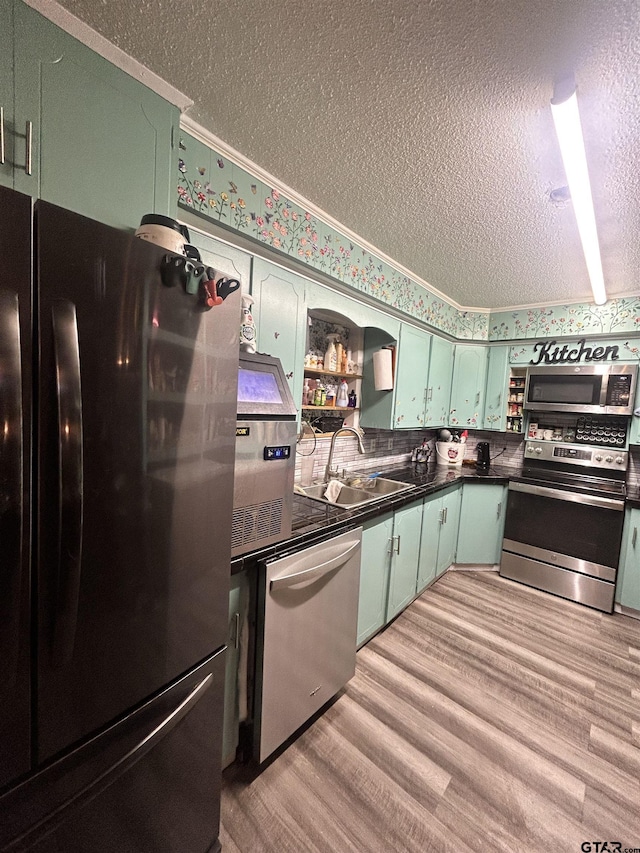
[325,427,365,481]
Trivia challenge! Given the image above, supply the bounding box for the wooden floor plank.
[220,571,640,851]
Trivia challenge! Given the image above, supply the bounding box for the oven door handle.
[508,480,624,511]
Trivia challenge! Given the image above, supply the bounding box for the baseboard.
[449,564,499,572]
[614,602,640,621]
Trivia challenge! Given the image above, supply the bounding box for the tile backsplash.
[294,427,525,483]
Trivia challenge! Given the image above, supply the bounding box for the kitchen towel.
[324,480,344,503]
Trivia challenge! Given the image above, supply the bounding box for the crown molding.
[180,115,485,316]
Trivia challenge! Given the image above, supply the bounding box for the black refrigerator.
[0,185,240,852]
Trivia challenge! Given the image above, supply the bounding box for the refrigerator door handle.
[0,289,24,678]
[51,300,84,667]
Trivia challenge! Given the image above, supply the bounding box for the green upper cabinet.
[456,483,507,565]
[361,322,441,430]
[449,345,488,428]
[252,257,306,410]
[3,0,178,228]
[629,381,640,445]
[360,327,397,429]
[305,280,399,337]
[190,229,252,286]
[483,346,509,431]
[0,0,14,188]
[425,335,454,427]
[393,325,431,428]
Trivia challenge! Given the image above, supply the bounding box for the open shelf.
[303,367,362,380]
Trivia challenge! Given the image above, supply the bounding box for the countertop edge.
[231,463,512,574]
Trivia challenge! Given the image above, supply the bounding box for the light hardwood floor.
[220,571,640,853]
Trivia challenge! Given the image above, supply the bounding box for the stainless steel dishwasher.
[254,527,362,763]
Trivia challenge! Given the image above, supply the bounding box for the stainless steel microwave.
[524,364,637,415]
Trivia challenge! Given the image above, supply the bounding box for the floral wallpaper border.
[177,133,640,343]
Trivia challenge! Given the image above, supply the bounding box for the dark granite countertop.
[231,461,513,574]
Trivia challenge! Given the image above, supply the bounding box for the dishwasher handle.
[270,540,360,591]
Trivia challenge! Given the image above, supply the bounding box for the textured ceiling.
[48,0,640,309]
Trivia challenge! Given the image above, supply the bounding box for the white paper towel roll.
[373,348,394,390]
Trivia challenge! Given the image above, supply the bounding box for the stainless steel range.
[500,417,628,613]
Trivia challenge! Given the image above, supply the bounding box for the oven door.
[500,481,625,612]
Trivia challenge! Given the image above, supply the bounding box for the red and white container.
[436,442,464,466]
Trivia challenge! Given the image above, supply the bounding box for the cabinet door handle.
[444,506,448,523]
[496,501,502,519]
[497,392,502,406]
[25,121,32,176]
[231,612,240,649]
[633,527,637,548]
[0,107,5,165]
[475,392,480,405]
[395,535,401,554]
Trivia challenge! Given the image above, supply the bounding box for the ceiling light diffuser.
[550,75,607,305]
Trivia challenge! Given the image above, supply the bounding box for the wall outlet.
[387,438,394,450]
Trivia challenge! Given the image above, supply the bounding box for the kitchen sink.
[299,476,413,508]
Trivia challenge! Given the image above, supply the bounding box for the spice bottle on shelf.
[336,379,349,407]
[302,378,311,406]
[335,341,344,373]
[348,390,357,408]
[324,335,339,372]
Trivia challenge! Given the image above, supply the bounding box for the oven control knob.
[526,445,534,453]
[615,456,624,465]
[605,455,613,463]
[595,454,603,461]
[535,446,542,454]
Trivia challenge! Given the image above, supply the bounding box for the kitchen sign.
[529,338,620,365]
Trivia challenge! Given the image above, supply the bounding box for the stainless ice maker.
[232,352,298,557]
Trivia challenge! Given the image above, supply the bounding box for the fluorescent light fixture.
[551,75,607,305]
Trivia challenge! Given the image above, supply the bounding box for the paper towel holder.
[373,346,394,391]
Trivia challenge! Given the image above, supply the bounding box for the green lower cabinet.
[456,483,507,565]
[222,570,251,769]
[417,487,461,592]
[616,508,640,613]
[357,512,394,647]
[437,487,461,575]
[386,500,424,620]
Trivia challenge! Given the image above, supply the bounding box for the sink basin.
[299,477,412,508]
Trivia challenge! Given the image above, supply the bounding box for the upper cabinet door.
[425,335,454,427]
[483,346,509,431]
[0,0,15,189]
[449,345,488,427]
[11,2,178,228]
[393,324,431,428]
[252,258,306,410]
